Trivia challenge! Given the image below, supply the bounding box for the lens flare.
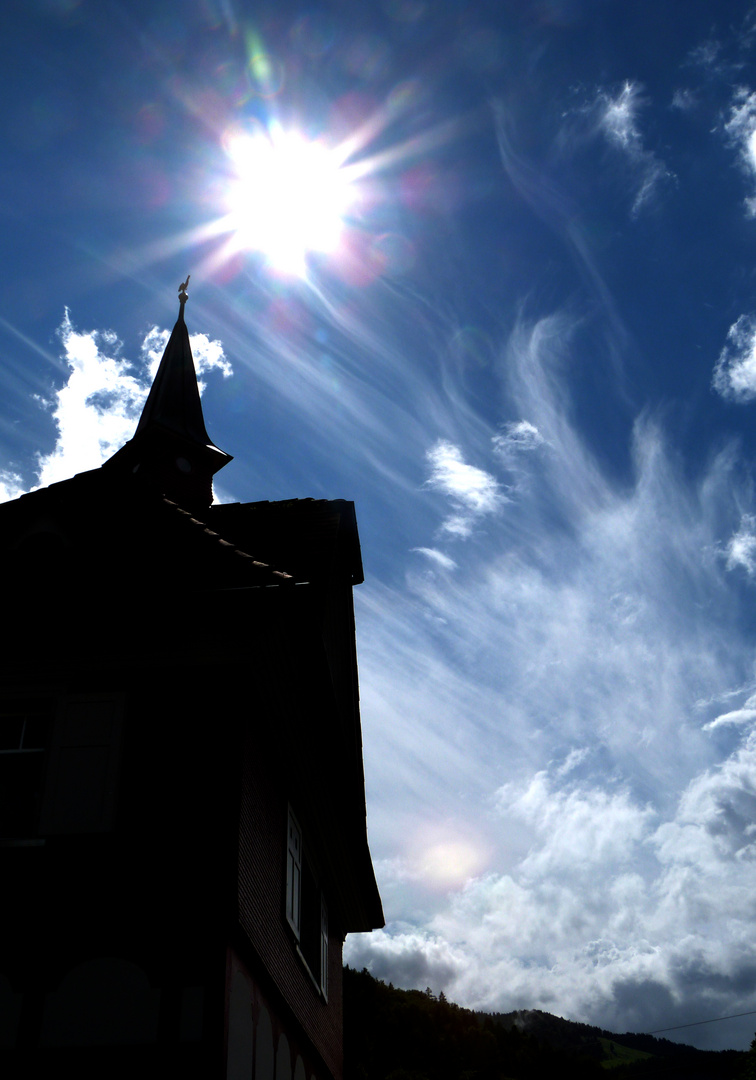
[223,125,357,276]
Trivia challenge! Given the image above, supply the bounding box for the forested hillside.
[343,966,748,1079]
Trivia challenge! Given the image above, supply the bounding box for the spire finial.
[178,274,190,309]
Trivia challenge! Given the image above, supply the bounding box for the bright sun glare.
[224,126,356,276]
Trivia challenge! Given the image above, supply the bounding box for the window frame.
[286,806,302,938]
[0,695,55,841]
[285,804,328,1001]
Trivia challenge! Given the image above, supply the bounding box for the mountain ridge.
[343,966,749,1079]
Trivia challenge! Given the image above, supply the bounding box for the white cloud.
[36,310,149,487]
[0,470,25,504]
[426,441,502,513]
[425,439,504,538]
[349,310,756,1046]
[703,704,756,732]
[350,739,756,1039]
[597,81,673,217]
[556,747,591,776]
[601,81,643,151]
[492,419,545,461]
[28,311,232,491]
[142,325,232,389]
[713,314,756,401]
[670,87,697,112]
[687,39,723,73]
[724,87,756,215]
[496,772,654,875]
[345,927,465,990]
[412,547,458,571]
[724,514,756,574]
[654,732,756,874]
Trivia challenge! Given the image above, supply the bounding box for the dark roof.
[209,498,365,585]
[0,468,293,591]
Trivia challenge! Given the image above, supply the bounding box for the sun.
[223,124,357,276]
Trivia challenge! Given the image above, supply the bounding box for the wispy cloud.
[412,547,458,571]
[596,81,673,217]
[670,87,698,112]
[703,693,756,732]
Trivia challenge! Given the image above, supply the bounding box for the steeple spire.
[103,278,232,511]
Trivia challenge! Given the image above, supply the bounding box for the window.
[285,806,328,999]
[0,697,54,838]
[0,693,124,839]
[39,693,124,834]
[286,809,302,937]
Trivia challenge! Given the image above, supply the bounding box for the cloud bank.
[347,310,756,1049]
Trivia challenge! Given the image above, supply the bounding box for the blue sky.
[5,0,756,1052]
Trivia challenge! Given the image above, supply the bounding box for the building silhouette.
[0,285,384,1078]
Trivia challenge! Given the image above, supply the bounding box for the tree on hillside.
[738,1034,756,1080]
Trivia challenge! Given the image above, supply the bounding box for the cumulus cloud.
[36,311,149,487]
[142,325,232,388]
[713,314,756,401]
[654,733,756,868]
[496,772,654,875]
[597,81,673,216]
[425,439,505,538]
[345,927,465,990]
[29,311,232,490]
[350,740,756,1041]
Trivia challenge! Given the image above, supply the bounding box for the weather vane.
[178,274,190,306]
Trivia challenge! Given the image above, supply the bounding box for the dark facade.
[0,290,383,1078]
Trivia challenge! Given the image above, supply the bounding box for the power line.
[649,1009,756,1035]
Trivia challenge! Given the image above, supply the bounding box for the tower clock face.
[175,457,192,474]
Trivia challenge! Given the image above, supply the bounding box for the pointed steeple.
[103,278,232,511]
